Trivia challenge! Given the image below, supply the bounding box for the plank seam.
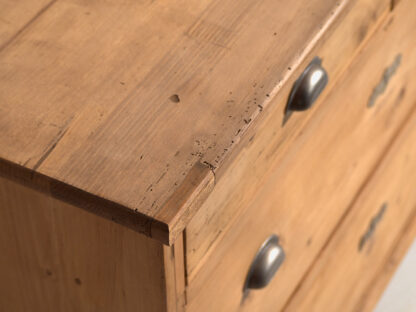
[0,0,58,54]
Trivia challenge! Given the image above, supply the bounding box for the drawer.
[185,0,391,273]
[185,1,416,311]
[284,110,416,312]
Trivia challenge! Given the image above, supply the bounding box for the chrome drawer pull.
[286,56,328,111]
[244,235,285,290]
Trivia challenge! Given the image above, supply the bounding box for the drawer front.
[284,110,416,312]
[185,0,391,278]
[185,1,416,311]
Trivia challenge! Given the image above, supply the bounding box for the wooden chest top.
[0,0,344,244]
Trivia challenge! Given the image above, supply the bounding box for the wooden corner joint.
[151,161,216,245]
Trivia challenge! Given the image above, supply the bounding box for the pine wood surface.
[0,0,381,244]
[185,1,416,309]
[284,106,416,312]
[185,0,391,273]
[0,176,180,312]
[0,0,51,50]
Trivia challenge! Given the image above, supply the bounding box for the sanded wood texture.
[0,176,183,312]
[0,0,371,244]
[0,0,52,49]
[185,0,391,274]
[284,108,416,312]
[185,1,416,309]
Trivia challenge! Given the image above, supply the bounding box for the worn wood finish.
[284,111,416,312]
[0,176,184,312]
[185,3,416,310]
[163,233,186,312]
[0,0,383,244]
[0,0,52,49]
[185,0,391,271]
[353,211,416,312]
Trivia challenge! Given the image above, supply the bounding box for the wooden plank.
[0,176,173,312]
[185,0,391,275]
[0,0,371,243]
[185,1,416,309]
[0,0,53,50]
[163,232,186,312]
[284,108,416,312]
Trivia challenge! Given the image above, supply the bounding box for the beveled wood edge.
[0,157,214,245]
[0,0,374,246]
[0,0,357,246]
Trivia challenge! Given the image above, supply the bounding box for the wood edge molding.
[207,0,351,181]
[0,157,215,245]
[163,232,187,312]
[0,0,359,247]
[152,161,216,245]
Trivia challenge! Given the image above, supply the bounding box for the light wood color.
[185,0,391,271]
[0,0,52,49]
[353,210,416,312]
[284,107,416,312]
[185,1,416,310]
[0,176,185,312]
[0,0,388,245]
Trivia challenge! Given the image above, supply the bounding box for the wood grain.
[0,176,182,312]
[0,0,370,244]
[185,0,391,275]
[353,211,416,312]
[185,2,416,309]
[284,107,416,312]
[0,0,54,50]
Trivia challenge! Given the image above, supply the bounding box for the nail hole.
[169,94,180,103]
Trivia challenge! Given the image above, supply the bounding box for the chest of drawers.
[0,0,415,311]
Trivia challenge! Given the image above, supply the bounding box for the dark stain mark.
[169,94,180,103]
[203,161,216,171]
[174,151,180,157]
[120,81,125,85]
[306,238,312,246]
[359,202,388,252]
[368,54,402,108]
[140,154,144,160]
[46,269,52,276]
[74,278,82,285]
[243,118,251,124]
[257,104,263,111]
